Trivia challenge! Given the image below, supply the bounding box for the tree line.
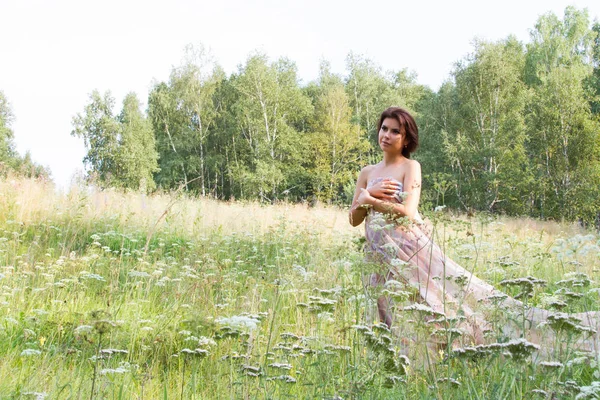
[0,92,50,179]
[65,7,600,224]
[2,7,599,223]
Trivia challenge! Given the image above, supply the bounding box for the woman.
[349,107,599,349]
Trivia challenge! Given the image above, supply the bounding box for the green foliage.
[71,90,121,185]
[345,53,426,164]
[73,90,159,191]
[116,93,159,191]
[0,90,16,163]
[525,7,600,222]
[587,21,600,115]
[65,6,600,221]
[10,151,51,179]
[148,44,223,194]
[418,8,600,223]
[304,62,369,202]
[225,53,313,201]
[0,91,50,179]
[440,37,532,214]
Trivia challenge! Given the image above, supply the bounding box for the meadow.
[1,178,600,399]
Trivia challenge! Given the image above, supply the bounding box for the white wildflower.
[80,273,106,282]
[268,363,293,370]
[266,375,296,383]
[128,271,151,278]
[155,276,170,286]
[566,357,590,367]
[347,294,366,303]
[390,258,409,268]
[100,349,128,355]
[99,367,129,375]
[23,329,36,338]
[540,361,563,368]
[437,377,460,386]
[313,286,342,296]
[21,349,42,357]
[74,325,94,334]
[368,223,384,233]
[531,389,547,396]
[403,303,444,316]
[180,348,209,357]
[317,312,334,323]
[197,336,217,347]
[280,332,301,341]
[292,264,315,281]
[216,315,261,331]
[380,243,398,254]
[384,280,404,290]
[22,392,47,400]
[576,381,600,399]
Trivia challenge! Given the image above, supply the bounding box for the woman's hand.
[356,188,375,207]
[368,178,401,201]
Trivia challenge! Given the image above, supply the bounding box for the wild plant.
[1,178,600,398]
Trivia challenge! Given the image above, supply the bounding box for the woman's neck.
[382,152,407,166]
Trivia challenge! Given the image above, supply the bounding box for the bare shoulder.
[404,160,422,190]
[358,164,376,179]
[405,159,421,173]
[407,159,421,168]
[354,164,375,188]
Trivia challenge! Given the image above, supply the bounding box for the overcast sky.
[1,0,599,189]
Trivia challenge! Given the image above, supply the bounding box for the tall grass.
[1,177,599,399]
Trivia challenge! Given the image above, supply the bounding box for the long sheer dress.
[363,177,600,353]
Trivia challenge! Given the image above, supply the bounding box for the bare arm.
[399,160,421,218]
[357,161,422,219]
[349,166,373,227]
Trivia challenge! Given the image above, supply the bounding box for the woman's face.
[378,117,406,154]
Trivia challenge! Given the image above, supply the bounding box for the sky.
[1,0,599,189]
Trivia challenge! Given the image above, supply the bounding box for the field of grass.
[1,177,600,399]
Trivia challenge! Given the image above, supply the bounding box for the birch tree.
[116,93,159,191]
[306,62,367,202]
[230,53,312,200]
[525,7,600,220]
[71,90,121,185]
[148,44,222,193]
[447,37,531,213]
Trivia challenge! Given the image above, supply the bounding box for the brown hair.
[376,107,419,158]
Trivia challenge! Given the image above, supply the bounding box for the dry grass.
[0,177,361,238]
[1,177,588,241]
